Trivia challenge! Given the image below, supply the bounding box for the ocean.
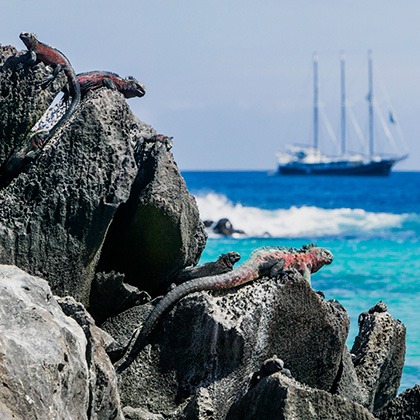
[182,170,420,391]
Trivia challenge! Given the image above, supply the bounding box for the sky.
[1,1,420,170]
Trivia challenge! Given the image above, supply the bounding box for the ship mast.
[313,52,319,150]
[368,49,374,157]
[340,51,346,156]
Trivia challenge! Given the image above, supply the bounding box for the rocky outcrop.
[102,272,350,418]
[227,369,376,420]
[0,264,123,419]
[0,44,206,306]
[351,302,406,412]
[374,385,420,419]
[96,132,207,296]
[0,88,137,305]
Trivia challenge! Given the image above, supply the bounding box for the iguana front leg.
[269,259,285,279]
[27,49,37,64]
[301,265,312,285]
[26,48,60,89]
[40,64,62,89]
[103,77,118,90]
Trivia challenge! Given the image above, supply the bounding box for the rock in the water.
[351,302,406,412]
[102,273,349,418]
[213,218,244,236]
[374,385,420,419]
[0,265,88,418]
[227,370,376,420]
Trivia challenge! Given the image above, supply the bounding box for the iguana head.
[20,32,37,49]
[308,246,333,273]
[123,76,146,98]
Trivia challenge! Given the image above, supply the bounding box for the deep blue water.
[182,170,420,391]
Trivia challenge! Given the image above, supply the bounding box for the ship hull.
[278,159,397,176]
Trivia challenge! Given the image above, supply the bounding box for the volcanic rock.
[351,301,406,411]
[374,385,420,419]
[227,370,376,420]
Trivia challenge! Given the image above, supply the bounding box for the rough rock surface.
[57,296,124,419]
[0,87,137,304]
[102,272,349,418]
[0,265,89,418]
[89,271,151,324]
[333,344,365,405]
[227,370,376,420]
[351,301,406,412]
[97,131,207,296]
[374,385,420,419]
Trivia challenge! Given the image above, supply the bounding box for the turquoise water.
[182,171,420,390]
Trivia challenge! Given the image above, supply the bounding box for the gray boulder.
[57,296,124,419]
[351,301,406,412]
[0,264,123,419]
[102,272,349,418]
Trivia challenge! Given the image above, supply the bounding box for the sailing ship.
[277,51,408,176]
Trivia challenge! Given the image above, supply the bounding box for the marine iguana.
[19,32,81,142]
[0,33,81,188]
[114,244,333,373]
[63,71,146,100]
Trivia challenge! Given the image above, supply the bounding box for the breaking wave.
[194,192,417,239]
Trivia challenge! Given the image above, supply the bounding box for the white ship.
[277,51,408,176]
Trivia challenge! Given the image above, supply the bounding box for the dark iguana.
[0,33,81,188]
[62,71,146,100]
[19,32,81,142]
[114,244,333,373]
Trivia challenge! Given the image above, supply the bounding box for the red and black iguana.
[64,71,146,100]
[19,31,81,142]
[114,244,333,373]
[0,32,81,188]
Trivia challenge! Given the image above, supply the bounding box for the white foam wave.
[195,193,409,238]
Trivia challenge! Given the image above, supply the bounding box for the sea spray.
[195,192,414,239]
